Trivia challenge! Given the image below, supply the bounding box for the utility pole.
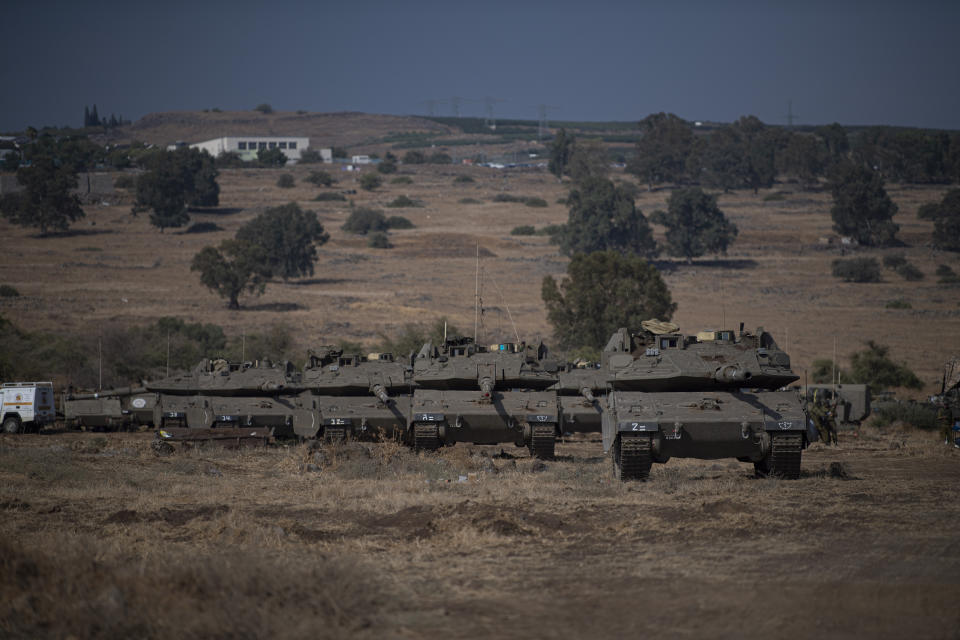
[536,104,560,142]
[784,100,798,129]
[451,96,463,118]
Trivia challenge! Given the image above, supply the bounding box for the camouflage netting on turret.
[640,319,680,335]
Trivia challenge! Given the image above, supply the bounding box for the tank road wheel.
[528,424,555,460]
[413,422,441,451]
[755,433,803,479]
[324,427,347,444]
[613,432,653,481]
[2,416,21,434]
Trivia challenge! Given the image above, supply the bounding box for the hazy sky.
[2,0,958,132]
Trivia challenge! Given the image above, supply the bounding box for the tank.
[409,336,559,458]
[146,358,294,395]
[297,347,413,442]
[551,361,606,433]
[63,386,157,429]
[601,322,808,480]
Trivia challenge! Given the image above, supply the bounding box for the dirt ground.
[1,427,957,638]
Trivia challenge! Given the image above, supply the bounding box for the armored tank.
[409,336,559,458]
[63,386,157,430]
[147,358,312,441]
[601,322,808,480]
[298,347,413,442]
[551,361,606,433]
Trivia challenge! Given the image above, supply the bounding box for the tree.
[919,189,960,252]
[235,202,329,280]
[257,147,287,167]
[827,161,899,246]
[254,103,273,114]
[567,140,609,184]
[650,188,737,262]
[689,116,779,193]
[815,123,849,162]
[191,239,272,310]
[779,133,826,189]
[627,112,694,189]
[403,150,426,165]
[0,157,85,235]
[359,173,382,191]
[542,251,676,350]
[306,170,335,187]
[133,148,219,231]
[548,128,574,179]
[342,207,388,234]
[555,177,658,258]
[848,341,923,392]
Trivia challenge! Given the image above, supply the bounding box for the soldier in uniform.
[808,391,831,445]
[824,394,840,445]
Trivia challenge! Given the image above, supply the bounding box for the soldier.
[824,395,840,445]
[808,391,831,445]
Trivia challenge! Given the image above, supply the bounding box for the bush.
[536,224,564,237]
[524,197,548,207]
[882,254,907,269]
[884,299,912,309]
[453,175,474,184]
[298,149,325,164]
[331,147,348,160]
[306,171,335,187]
[342,207,387,235]
[493,193,525,203]
[377,160,397,174]
[215,151,245,168]
[367,232,392,249]
[359,174,382,191]
[386,195,420,208]
[403,151,426,164]
[276,173,295,188]
[832,257,882,282]
[872,401,939,430]
[458,198,482,204]
[762,192,786,202]
[114,175,135,189]
[185,222,223,234]
[936,264,959,283]
[896,263,924,281]
[390,176,413,185]
[313,192,346,202]
[0,285,20,297]
[385,215,414,229]
[254,103,273,114]
[428,152,452,165]
[511,225,536,235]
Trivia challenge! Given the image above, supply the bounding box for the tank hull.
[314,394,412,441]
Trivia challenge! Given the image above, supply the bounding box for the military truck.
[601,322,807,480]
[410,336,559,458]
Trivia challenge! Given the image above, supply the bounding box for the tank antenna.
[720,279,726,329]
[474,241,480,342]
[486,270,521,345]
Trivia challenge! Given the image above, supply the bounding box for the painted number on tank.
[328,418,347,425]
[532,415,550,422]
[778,421,793,430]
[630,422,649,431]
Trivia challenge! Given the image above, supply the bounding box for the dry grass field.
[1,427,958,638]
[1,112,959,637]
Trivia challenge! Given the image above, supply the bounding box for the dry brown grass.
[2,428,959,637]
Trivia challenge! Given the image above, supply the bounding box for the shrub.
[385,215,414,229]
[342,207,387,235]
[185,222,223,234]
[113,175,135,189]
[298,149,325,164]
[254,103,273,114]
[0,285,20,297]
[882,255,907,269]
[215,151,245,168]
[762,192,786,202]
[524,197,548,207]
[331,147,348,160]
[493,193,524,203]
[314,192,346,202]
[884,299,912,309]
[306,171,335,187]
[377,160,397,174]
[511,225,536,235]
[537,224,564,237]
[367,232,392,249]
[936,264,959,283]
[458,198,482,204]
[390,176,413,185]
[386,195,419,208]
[403,151,426,164]
[872,401,939,430]
[832,257,882,282]
[276,173,295,188]
[359,174,382,191]
[453,175,474,184]
[428,152,452,165]
[896,263,924,281]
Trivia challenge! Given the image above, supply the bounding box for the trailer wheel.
[2,416,22,434]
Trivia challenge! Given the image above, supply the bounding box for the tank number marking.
[532,415,551,422]
[327,418,348,425]
[778,421,793,430]
[132,398,147,408]
[415,413,444,421]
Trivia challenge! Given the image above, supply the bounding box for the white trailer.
[1,382,56,433]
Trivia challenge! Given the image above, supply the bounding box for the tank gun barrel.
[67,386,146,400]
[579,386,597,404]
[370,383,390,404]
[713,365,748,384]
[479,377,494,400]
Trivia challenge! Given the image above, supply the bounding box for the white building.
[187,136,328,163]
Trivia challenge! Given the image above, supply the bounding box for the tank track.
[324,427,347,444]
[413,422,441,451]
[615,432,653,481]
[755,432,802,479]
[528,424,556,459]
